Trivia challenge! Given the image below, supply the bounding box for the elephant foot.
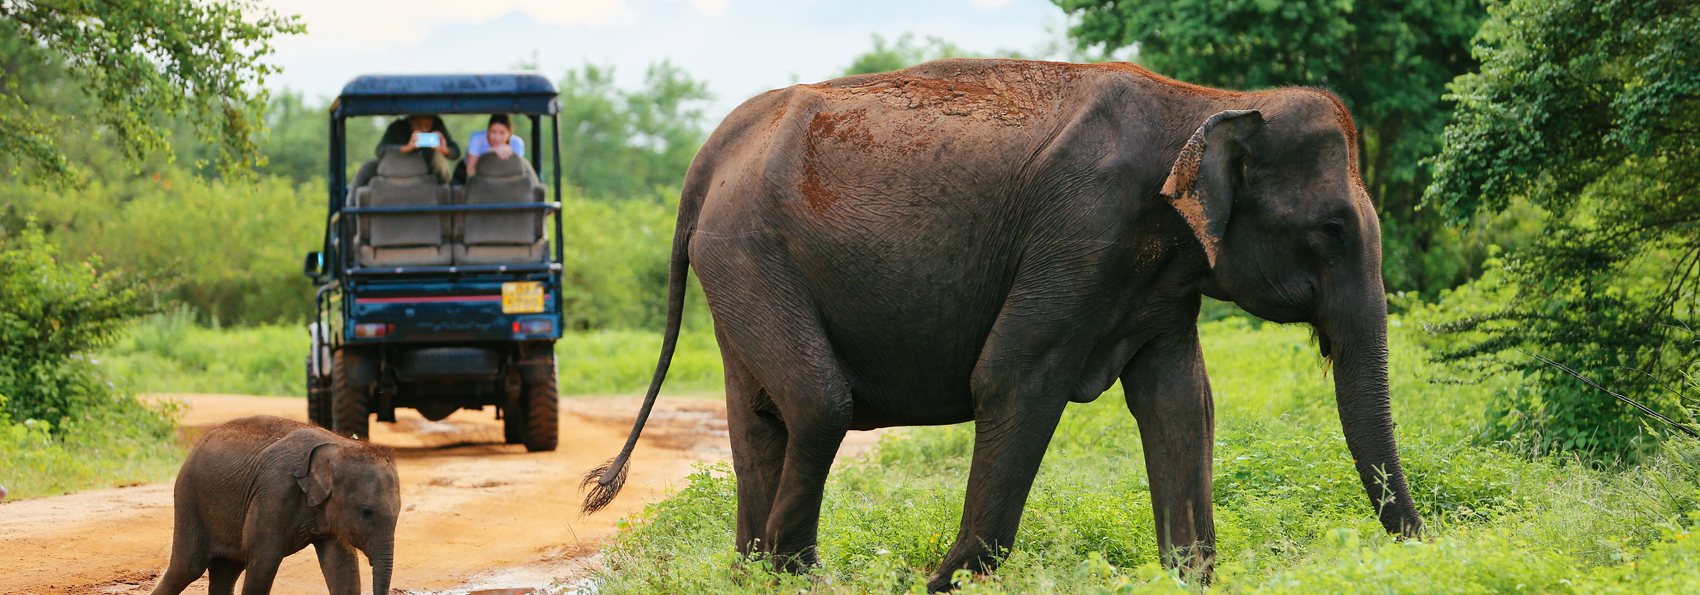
[926,568,985,593]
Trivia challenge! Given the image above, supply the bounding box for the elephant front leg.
[206,559,244,595]
[238,555,284,595]
[1123,329,1217,580]
[314,539,361,595]
[928,381,1068,593]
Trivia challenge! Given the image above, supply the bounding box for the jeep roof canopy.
[331,73,562,117]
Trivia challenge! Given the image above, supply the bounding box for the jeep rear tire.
[503,390,526,446]
[521,352,558,452]
[332,350,370,440]
[306,355,332,428]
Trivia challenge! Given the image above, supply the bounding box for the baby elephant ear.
[292,441,338,507]
[1161,109,1264,268]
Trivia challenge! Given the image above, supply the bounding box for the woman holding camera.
[377,114,461,182]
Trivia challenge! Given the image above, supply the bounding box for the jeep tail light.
[353,323,391,338]
[515,319,553,335]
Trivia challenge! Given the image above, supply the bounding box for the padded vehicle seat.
[455,154,547,264]
[353,151,451,267]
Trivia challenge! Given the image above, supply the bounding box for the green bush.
[0,224,154,422]
[0,227,182,500]
[0,392,182,500]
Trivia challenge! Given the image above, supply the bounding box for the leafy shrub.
[0,392,181,499]
[0,224,154,422]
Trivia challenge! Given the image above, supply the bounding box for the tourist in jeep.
[465,114,525,177]
[377,114,460,182]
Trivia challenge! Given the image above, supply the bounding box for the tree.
[1054,0,1497,296]
[558,61,713,199]
[1424,0,1700,456]
[843,33,976,76]
[0,0,302,183]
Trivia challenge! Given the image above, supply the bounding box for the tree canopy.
[558,62,713,199]
[1054,0,1493,296]
[0,0,301,183]
[1424,0,1700,455]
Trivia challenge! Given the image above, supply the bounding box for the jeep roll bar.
[315,73,566,283]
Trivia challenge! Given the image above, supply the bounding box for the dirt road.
[0,394,886,595]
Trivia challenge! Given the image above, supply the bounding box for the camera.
[416,132,441,148]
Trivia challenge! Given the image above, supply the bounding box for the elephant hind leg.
[148,555,209,595]
[719,314,854,572]
[206,558,243,595]
[695,234,854,572]
[722,341,787,558]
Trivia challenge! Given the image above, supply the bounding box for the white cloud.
[259,0,634,47]
[970,0,1011,8]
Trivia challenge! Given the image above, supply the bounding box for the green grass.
[98,308,727,398]
[0,394,184,499]
[101,308,307,396]
[589,317,1700,594]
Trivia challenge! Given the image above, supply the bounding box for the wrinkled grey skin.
[595,58,1421,593]
[150,415,399,595]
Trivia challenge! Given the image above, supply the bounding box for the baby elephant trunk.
[367,540,393,595]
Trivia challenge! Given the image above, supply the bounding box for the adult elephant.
[582,59,1422,591]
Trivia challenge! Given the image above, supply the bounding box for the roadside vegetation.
[592,317,1700,593]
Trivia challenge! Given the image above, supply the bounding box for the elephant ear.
[291,440,338,508]
[1161,109,1264,268]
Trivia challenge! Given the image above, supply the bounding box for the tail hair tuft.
[579,457,630,515]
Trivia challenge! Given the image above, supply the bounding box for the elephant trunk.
[1324,296,1423,538]
[368,540,393,595]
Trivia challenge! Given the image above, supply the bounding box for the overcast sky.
[257,0,1099,122]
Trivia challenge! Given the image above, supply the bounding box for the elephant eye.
[361,506,374,519]
[1320,219,1348,246]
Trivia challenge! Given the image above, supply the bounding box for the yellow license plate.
[502,282,545,314]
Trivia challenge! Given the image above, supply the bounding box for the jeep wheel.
[503,392,527,446]
[332,350,370,440]
[521,352,558,452]
[306,356,332,428]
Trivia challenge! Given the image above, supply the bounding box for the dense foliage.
[1052,0,1505,298]
[1424,0,1700,456]
[0,225,153,422]
[558,62,713,200]
[0,0,300,182]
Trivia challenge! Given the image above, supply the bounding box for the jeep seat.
[353,150,451,267]
[454,154,546,264]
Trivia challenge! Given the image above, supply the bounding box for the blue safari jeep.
[302,73,566,451]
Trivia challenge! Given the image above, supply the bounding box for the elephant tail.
[580,183,701,515]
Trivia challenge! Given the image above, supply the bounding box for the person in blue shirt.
[466,114,526,177]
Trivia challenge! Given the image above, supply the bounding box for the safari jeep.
[303,74,565,451]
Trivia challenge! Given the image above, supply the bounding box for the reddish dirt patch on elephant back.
[0,393,891,595]
[812,61,1079,127]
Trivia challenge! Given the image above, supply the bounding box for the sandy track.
[0,394,886,595]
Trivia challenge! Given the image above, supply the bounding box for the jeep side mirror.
[303,251,324,278]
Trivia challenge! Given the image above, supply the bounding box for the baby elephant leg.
[207,559,243,595]
[315,539,362,595]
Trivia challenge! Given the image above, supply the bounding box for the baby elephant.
[151,415,400,595]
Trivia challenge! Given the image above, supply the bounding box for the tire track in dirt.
[0,394,887,595]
